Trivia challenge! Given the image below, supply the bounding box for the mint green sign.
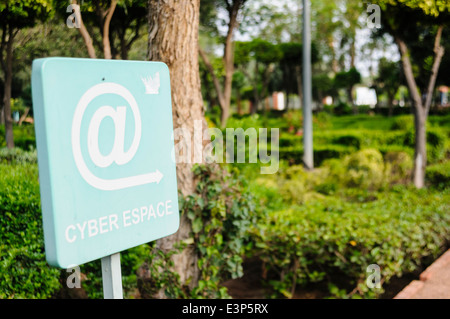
[32,58,179,268]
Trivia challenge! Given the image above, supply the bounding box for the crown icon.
[141,72,160,94]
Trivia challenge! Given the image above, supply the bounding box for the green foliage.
[384,150,413,184]
[0,0,53,28]
[0,160,154,299]
[80,244,151,299]
[181,164,257,298]
[426,161,450,189]
[139,164,257,299]
[338,149,386,190]
[0,163,60,298]
[0,147,37,164]
[373,0,450,17]
[334,68,361,89]
[253,187,450,298]
[390,115,414,130]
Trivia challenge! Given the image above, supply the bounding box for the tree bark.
[387,93,394,117]
[102,0,117,60]
[396,36,426,188]
[395,27,445,188]
[423,25,445,114]
[74,3,97,59]
[221,2,241,126]
[198,0,245,127]
[147,0,205,295]
[198,48,225,110]
[1,26,15,149]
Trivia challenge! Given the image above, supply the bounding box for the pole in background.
[101,253,123,299]
[302,0,314,170]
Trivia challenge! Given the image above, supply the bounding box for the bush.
[384,151,413,184]
[427,129,447,163]
[0,147,37,164]
[253,187,450,298]
[0,162,151,299]
[0,164,60,298]
[332,134,361,149]
[142,164,258,299]
[279,144,355,166]
[277,165,327,204]
[325,149,386,190]
[390,115,414,131]
[334,102,353,115]
[426,161,450,189]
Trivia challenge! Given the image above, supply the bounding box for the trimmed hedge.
[0,164,60,298]
[279,144,356,166]
[0,160,150,299]
[426,161,450,189]
[277,127,448,165]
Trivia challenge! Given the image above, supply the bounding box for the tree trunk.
[348,86,357,114]
[395,26,445,189]
[198,0,244,127]
[236,89,242,115]
[2,26,15,149]
[102,0,117,60]
[413,107,426,188]
[387,93,394,117]
[396,36,425,188]
[74,3,97,59]
[221,1,241,127]
[147,0,204,295]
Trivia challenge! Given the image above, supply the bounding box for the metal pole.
[302,0,314,170]
[101,253,123,299]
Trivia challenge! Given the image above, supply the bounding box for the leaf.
[192,218,203,233]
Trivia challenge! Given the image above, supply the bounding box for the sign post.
[32,58,179,298]
[101,253,123,299]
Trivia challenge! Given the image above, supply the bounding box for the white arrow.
[151,169,164,184]
[77,169,164,191]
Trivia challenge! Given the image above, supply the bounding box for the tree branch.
[126,20,142,50]
[74,2,97,58]
[395,35,423,110]
[424,25,445,114]
[198,47,225,109]
[0,24,7,72]
[103,0,118,59]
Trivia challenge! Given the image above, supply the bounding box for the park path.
[395,249,450,299]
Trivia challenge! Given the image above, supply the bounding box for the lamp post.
[302,0,313,170]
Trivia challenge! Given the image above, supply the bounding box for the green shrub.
[384,151,413,184]
[334,102,353,115]
[79,244,151,299]
[426,161,450,189]
[427,129,447,163]
[142,164,258,299]
[12,125,36,150]
[0,164,60,298]
[326,149,386,190]
[332,134,361,149]
[0,147,37,164]
[279,144,354,166]
[0,162,150,299]
[253,187,450,299]
[390,115,414,131]
[277,165,327,204]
